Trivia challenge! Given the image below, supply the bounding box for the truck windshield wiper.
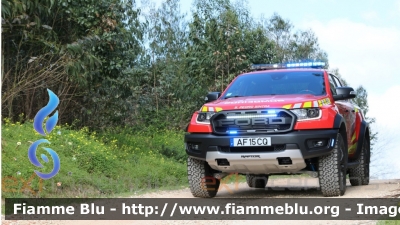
[225,94,276,99]
[224,95,244,99]
[252,94,276,96]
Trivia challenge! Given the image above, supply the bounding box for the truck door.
[329,74,357,156]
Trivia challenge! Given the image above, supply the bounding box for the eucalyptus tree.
[2,0,144,128]
[138,0,194,127]
[262,13,328,63]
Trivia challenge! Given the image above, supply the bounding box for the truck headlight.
[290,108,321,121]
[196,112,215,124]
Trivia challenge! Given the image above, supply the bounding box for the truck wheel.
[349,137,370,186]
[246,174,269,188]
[187,157,220,198]
[318,133,348,196]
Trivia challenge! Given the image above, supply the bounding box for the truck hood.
[202,95,331,111]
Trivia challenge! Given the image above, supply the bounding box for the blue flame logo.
[29,89,61,179]
[28,139,61,179]
[34,89,59,136]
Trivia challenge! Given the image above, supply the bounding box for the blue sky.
[247,0,400,28]
[151,0,400,178]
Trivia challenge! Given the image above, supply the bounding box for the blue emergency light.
[251,61,326,71]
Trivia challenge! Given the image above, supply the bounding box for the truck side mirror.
[333,87,356,101]
[205,92,221,103]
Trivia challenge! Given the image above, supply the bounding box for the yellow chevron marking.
[282,104,292,109]
[349,143,358,154]
[327,98,331,104]
[215,107,223,112]
[303,101,312,108]
[351,132,357,142]
[201,106,208,112]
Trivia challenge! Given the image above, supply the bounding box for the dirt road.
[2,178,399,225]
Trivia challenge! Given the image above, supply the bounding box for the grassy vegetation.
[1,118,188,198]
[3,119,314,199]
[2,118,308,200]
[377,221,400,225]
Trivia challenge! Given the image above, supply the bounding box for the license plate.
[230,137,271,147]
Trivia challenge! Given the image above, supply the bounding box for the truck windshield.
[222,71,326,98]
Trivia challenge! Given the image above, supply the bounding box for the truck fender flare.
[333,114,348,148]
[333,114,345,129]
[353,120,369,161]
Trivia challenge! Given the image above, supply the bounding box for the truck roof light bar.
[251,61,326,71]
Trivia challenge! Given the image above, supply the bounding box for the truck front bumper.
[184,129,338,174]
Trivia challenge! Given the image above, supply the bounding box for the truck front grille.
[210,109,295,135]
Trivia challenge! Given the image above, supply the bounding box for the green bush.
[1,119,187,198]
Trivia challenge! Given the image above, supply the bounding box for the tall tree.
[262,12,293,62]
[353,86,378,146]
[138,0,194,127]
[262,13,328,63]
[288,29,328,62]
[187,0,275,91]
[1,0,144,128]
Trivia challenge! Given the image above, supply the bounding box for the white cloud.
[369,85,400,129]
[365,86,400,179]
[366,85,400,179]
[397,0,400,12]
[361,11,378,21]
[301,19,400,94]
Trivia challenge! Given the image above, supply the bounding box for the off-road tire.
[318,133,348,197]
[349,137,370,186]
[187,157,220,198]
[246,174,269,188]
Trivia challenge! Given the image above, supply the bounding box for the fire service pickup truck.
[184,61,370,198]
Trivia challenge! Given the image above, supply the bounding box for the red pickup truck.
[185,61,371,198]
